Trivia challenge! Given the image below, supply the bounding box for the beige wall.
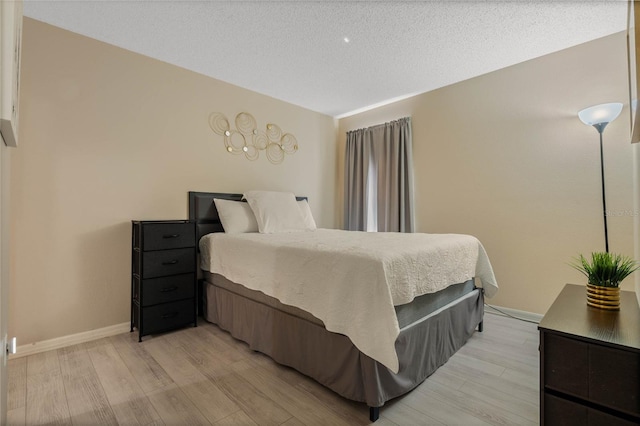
[10,19,337,345]
[338,32,635,315]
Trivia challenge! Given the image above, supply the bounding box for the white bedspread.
[199,229,498,373]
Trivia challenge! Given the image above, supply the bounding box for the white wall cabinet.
[0,0,23,147]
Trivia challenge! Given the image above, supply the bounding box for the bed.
[188,191,498,421]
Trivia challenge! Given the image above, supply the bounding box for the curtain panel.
[344,117,415,232]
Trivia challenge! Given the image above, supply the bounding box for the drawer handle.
[161,312,179,319]
[163,234,180,239]
[160,286,178,293]
[162,260,178,265]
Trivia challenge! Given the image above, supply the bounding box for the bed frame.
[188,191,484,422]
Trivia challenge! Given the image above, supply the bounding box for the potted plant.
[571,252,639,310]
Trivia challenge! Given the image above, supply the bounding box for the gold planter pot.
[586,284,620,310]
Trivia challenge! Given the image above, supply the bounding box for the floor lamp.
[577,102,623,253]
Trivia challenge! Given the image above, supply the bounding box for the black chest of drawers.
[131,220,197,341]
[539,284,640,425]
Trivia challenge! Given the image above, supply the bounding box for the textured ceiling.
[23,1,628,117]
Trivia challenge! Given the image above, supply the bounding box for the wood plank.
[371,417,400,426]
[25,351,70,424]
[88,342,163,425]
[183,341,238,383]
[215,362,294,426]
[232,358,354,426]
[483,323,539,338]
[250,350,308,388]
[191,322,254,361]
[279,416,307,426]
[381,400,444,425]
[400,384,494,426]
[143,337,239,423]
[108,332,174,393]
[294,378,371,425]
[500,368,539,392]
[7,357,26,411]
[444,359,538,404]
[25,369,71,425]
[26,350,60,377]
[168,325,245,379]
[418,379,538,426]
[447,353,506,377]
[522,338,539,353]
[477,320,538,342]
[457,379,539,423]
[58,345,118,425]
[146,384,211,426]
[6,407,26,426]
[251,352,373,425]
[215,409,259,426]
[427,366,467,390]
[458,343,539,372]
[466,329,535,352]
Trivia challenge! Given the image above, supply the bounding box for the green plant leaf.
[570,252,640,287]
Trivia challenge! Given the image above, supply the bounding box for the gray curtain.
[344,117,414,232]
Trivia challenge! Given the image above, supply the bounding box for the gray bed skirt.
[203,279,484,408]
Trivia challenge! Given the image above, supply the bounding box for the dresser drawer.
[142,248,195,278]
[544,393,637,426]
[588,409,640,426]
[543,333,589,399]
[589,345,640,417]
[137,273,195,307]
[142,223,194,251]
[544,393,587,426]
[141,299,195,335]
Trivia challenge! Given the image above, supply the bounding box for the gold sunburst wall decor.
[208,112,298,164]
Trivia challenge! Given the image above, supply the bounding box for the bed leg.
[478,321,484,333]
[369,406,380,422]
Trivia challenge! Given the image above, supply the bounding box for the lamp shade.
[578,102,623,126]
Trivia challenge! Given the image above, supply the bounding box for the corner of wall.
[633,143,640,307]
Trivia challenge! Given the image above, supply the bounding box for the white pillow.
[213,198,259,233]
[297,200,317,231]
[243,190,308,233]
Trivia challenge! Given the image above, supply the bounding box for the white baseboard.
[10,322,130,359]
[484,304,543,323]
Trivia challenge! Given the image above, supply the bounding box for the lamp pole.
[594,123,609,253]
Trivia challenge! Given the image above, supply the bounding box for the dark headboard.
[188,191,307,243]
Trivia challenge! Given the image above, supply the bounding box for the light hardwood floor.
[7,312,539,425]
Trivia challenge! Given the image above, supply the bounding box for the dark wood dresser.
[131,220,197,341]
[539,284,640,425]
